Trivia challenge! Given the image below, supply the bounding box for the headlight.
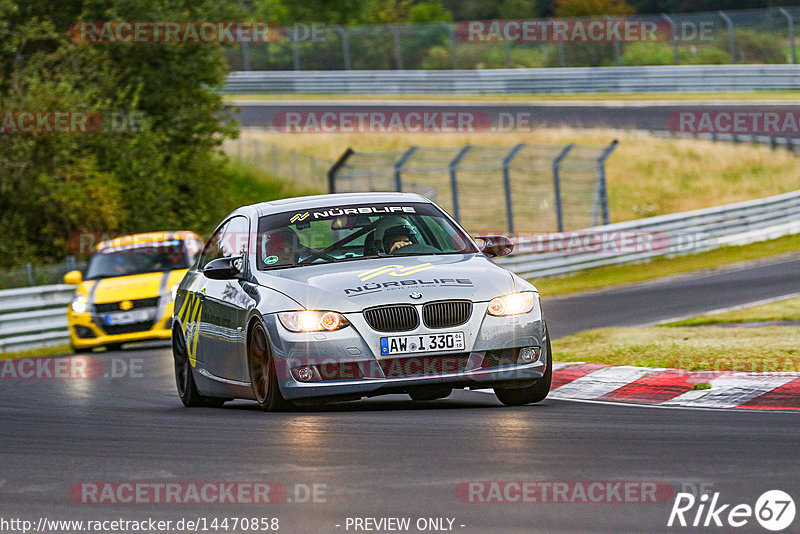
[71,295,89,314]
[170,282,180,300]
[278,311,350,332]
[487,292,535,316]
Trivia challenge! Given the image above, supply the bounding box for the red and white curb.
[544,362,800,410]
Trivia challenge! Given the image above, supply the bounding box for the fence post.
[389,25,404,69]
[779,8,797,64]
[502,144,526,235]
[289,29,301,70]
[24,263,35,286]
[606,15,622,66]
[332,25,352,70]
[594,140,618,226]
[718,11,736,63]
[394,147,418,191]
[552,144,574,233]
[443,23,458,69]
[448,145,472,222]
[327,148,355,193]
[504,40,512,68]
[661,14,680,64]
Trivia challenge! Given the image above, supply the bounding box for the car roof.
[95,231,199,251]
[240,192,431,218]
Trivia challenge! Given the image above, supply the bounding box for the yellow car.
[64,231,203,353]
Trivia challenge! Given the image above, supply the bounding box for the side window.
[198,221,229,270]
[221,217,250,258]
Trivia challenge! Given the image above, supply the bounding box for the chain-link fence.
[329,142,618,234]
[0,259,86,290]
[224,6,800,71]
[223,136,332,191]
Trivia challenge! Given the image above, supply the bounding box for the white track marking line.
[549,366,657,400]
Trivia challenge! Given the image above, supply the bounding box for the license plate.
[104,308,155,325]
[380,332,465,355]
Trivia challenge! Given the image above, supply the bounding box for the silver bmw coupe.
[172,192,551,410]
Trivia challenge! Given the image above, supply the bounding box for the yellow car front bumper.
[67,301,175,350]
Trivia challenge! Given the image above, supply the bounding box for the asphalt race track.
[1,257,799,533]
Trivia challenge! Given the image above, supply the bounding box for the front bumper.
[67,301,175,349]
[265,300,547,401]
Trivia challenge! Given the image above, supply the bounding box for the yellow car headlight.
[71,294,89,314]
[278,311,350,332]
[487,292,535,317]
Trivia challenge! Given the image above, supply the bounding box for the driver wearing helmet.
[373,216,421,254]
[262,228,300,266]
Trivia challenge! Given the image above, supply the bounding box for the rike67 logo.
[668,489,795,531]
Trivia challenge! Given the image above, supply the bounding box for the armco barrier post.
[605,15,622,66]
[328,148,355,193]
[288,28,301,70]
[443,23,458,69]
[394,147,419,192]
[502,144,526,235]
[594,140,618,226]
[779,8,797,64]
[448,145,472,223]
[552,144,574,233]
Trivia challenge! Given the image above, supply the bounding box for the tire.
[494,326,552,407]
[71,344,92,354]
[248,322,292,412]
[409,387,452,401]
[105,343,124,351]
[172,327,226,408]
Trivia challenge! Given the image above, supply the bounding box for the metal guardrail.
[3,189,800,352]
[496,189,800,278]
[0,285,74,352]
[223,65,800,94]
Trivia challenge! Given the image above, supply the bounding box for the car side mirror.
[204,256,243,280]
[477,235,514,258]
[63,270,82,285]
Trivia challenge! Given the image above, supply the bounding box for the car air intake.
[422,300,472,329]
[363,305,419,332]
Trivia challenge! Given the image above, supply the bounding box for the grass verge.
[534,233,800,297]
[665,296,800,326]
[554,325,800,372]
[233,128,800,223]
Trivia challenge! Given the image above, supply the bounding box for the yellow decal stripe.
[358,265,402,281]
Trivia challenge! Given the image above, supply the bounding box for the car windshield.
[85,240,193,279]
[256,202,478,270]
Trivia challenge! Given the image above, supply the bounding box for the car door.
[197,216,253,381]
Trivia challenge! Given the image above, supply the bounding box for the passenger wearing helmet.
[373,216,421,254]
[263,228,300,265]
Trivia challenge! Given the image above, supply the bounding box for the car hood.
[252,254,522,313]
[79,270,187,304]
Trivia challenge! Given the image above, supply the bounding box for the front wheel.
[248,322,292,412]
[71,344,92,354]
[172,327,226,408]
[494,326,552,407]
